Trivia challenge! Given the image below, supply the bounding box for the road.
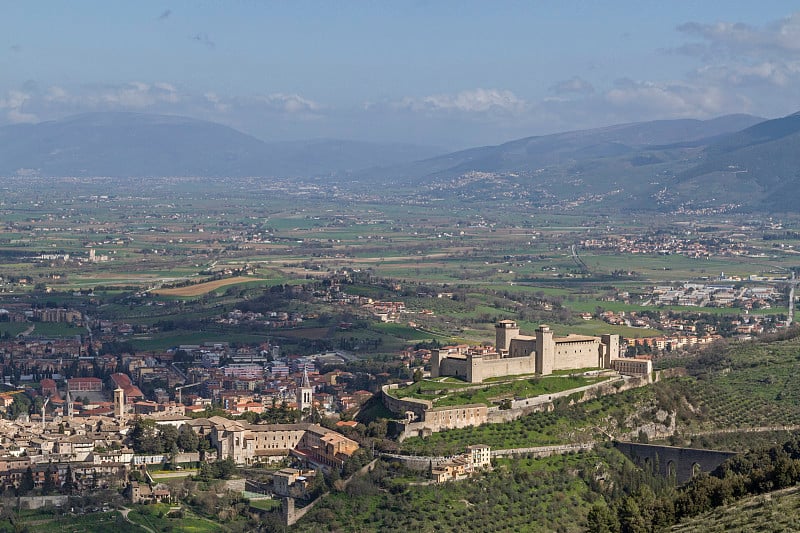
[17,324,35,338]
[120,507,156,533]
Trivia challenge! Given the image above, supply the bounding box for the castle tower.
[495,320,520,354]
[535,325,555,375]
[297,366,313,419]
[65,389,74,419]
[114,386,125,420]
[601,334,620,368]
[467,352,484,383]
[431,349,443,378]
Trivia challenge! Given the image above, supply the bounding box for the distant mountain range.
[378,111,800,212]
[675,112,800,211]
[0,112,444,178]
[3,110,800,212]
[381,114,765,181]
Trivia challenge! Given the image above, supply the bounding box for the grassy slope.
[671,486,800,533]
[296,453,601,533]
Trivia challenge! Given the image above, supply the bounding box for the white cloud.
[204,92,229,112]
[695,60,800,88]
[549,76,595,95]
[395,88,528,114]
[604,78,748,118]
[256,93,322,114]
[0,90,37,123]
[44,85,69,103]
[673,12,800,93]
[677,12,800,56]
[7,108,37,123]
[95,81,180,107]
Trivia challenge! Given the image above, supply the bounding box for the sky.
[1,1,799,149]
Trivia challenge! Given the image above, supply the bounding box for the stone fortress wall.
[432,320,621,383]
[383,320,652,440]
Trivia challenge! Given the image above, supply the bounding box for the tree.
[8,394,31,419]
[130,417,162,454]
[618,496,647,533]
[160,424,179,454]
[587,503,620,533]
[63,465,75,494]
[177,425,200,452]
[19,467,34,495]
[216,457,236,479]
[42,465,56,495]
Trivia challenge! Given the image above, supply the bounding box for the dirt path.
[120,508,156,533]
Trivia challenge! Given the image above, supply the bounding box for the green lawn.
[393,374,607,407]
[126,504,221,533]
[29,322,85,337]
[248,498,281,511]
[6,510,141,533]
[0,323,27,336]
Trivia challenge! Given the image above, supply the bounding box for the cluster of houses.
[217,309,307,329]
[430,444,492,483]
[580,235,746,258]
[0,305,83,325]
[0,335,380,422]
[0,373,360,497]
[649,283,780,309]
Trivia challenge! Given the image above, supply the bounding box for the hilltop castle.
[431,320,620,383]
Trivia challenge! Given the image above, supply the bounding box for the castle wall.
[471,355,537,382]
[381,385,431,421]
[422,404,487,430]
[508,338,536,358]
[439,358,469,381]
[393,374,652,440]
[552,340,603,371]
[437,324,620,382]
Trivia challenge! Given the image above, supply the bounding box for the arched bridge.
[614,441,738,483]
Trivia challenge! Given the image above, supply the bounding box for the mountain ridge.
[4,110,800,212]
[0,112,444,178]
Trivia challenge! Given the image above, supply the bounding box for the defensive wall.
[17,495,70,510]
[384,373,653,441]
[381,443,595,471]
[433,322,621,383]
[614,442,738,483]
[491,442,595,458]
[381,383,432,420]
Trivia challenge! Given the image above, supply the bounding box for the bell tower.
[297,366,313,419]
[114,386,126,420]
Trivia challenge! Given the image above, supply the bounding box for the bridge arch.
[614,442,737,484]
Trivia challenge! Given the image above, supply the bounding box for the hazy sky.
[2,2,799,148]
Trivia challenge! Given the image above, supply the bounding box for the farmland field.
[153,277,268,296]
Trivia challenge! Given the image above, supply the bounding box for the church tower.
[114,386,126,420]
[65,389,74,419]
[297,366,313,419]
